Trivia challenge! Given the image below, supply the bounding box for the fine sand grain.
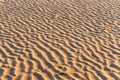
[0,0,120,80]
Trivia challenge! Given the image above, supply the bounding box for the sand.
[0,0,120,80]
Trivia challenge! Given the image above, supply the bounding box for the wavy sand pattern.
[0,0,120,80]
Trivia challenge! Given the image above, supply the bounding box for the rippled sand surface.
[0,0,120,80]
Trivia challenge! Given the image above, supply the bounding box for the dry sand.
[0,0,120,80]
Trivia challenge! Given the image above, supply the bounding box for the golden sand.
[0,0,120,80]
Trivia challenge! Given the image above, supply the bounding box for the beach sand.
[0,0,120,80]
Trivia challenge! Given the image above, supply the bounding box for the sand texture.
[0,0,120,80]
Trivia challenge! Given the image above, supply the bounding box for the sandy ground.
[0,0,120,80]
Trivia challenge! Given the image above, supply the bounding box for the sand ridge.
[0,0,120,80]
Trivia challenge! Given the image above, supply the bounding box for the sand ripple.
[0,0,120,80]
